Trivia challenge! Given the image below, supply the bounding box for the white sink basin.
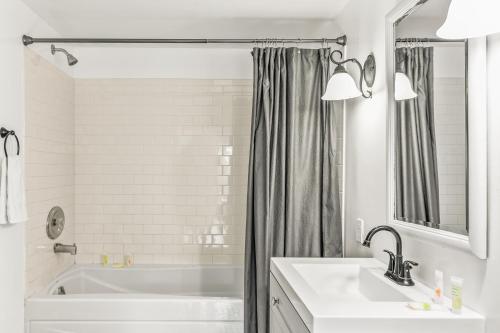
[271,258,484,333]
[293,263,409,302]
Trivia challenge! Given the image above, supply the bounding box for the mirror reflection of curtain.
[395,47,440,227]
[245,47,343,333]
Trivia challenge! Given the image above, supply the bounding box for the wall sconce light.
[321,50,376,101]
[437,0,500,39]
[394,72,417,101]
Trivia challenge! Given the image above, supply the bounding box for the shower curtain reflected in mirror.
[244,47,343,333]
[395,47,440,227]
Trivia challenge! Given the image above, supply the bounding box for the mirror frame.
[386,0,488,259]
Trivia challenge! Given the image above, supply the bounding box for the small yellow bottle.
[101,254,109,266]
[451,276,464,314]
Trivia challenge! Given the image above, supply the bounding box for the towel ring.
[0,127,20,157]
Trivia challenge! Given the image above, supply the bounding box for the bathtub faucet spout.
[54,243,77,256]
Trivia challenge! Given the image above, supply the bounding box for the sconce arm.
[328,50,374,99]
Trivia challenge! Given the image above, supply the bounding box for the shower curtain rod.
[22,35,347,46]
[396,37,466,43]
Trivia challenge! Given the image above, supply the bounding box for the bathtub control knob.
[46,206,65,240]
[272,297,280,306]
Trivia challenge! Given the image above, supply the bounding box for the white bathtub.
[25,264,243,333]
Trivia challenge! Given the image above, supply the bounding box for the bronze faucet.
[363,225,418,286]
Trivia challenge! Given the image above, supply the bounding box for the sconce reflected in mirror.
[437,0,500,39]
[394,72,417,101]
[322,50,376,101]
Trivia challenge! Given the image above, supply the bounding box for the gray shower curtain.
[244,47,342,333]
[395,47,440,226]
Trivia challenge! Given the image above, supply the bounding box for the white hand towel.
[0,158,7,224]
[0,156,28,224]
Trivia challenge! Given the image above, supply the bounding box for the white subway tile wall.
[24,49,75,297]
[74,79,253,265]
[434,78,467,231]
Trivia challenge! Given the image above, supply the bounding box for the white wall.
[0,0,69,332]
[337,0,398,261]
[337,0,500,331]
[71,47,255,79]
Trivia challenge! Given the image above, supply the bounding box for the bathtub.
[25,264,243,333]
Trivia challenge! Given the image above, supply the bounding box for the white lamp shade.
[437,0,500,39]
[321,71,362,101]
[395,73,417,101]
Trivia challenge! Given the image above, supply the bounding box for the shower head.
[66,53,78,66]
[51,44,78,66]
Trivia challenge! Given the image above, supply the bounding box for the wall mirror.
[386,0,488,259]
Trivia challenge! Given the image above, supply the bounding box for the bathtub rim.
[26,264,244,324]
[33,263,244,298]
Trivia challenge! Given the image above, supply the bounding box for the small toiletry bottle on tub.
[124,254,134,267]
[101,254,109,266]
[451,276,464,314]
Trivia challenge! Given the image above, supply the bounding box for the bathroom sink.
[271,258,484,333]
[292,263,409,302]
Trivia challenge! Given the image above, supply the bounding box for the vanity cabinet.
[270,274,310,333]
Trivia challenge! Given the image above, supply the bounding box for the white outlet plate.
[355,218,365,243]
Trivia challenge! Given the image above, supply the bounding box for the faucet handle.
[403,260,418,269]
[402,260,419,286]
[383,249,395,260]
[383,249,396,275]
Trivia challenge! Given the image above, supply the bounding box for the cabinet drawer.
[270,274,309,333]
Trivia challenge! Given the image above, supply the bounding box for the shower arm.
[51,45,70,56]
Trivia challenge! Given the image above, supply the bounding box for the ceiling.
[22,0,351,37]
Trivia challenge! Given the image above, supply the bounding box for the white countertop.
[270,257,484,333]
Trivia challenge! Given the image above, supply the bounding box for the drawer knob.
[272,297,280,306]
